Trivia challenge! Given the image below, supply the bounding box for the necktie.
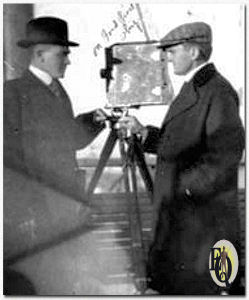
[49,79,63,99]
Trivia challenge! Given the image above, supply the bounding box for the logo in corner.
[209,239,239,287]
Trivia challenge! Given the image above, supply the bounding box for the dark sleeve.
[143,125,161,154]
[74,110,105,149]
[4,81,25,170]
[178,89,245,200]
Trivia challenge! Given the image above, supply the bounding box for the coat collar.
[192,63,216,88]
[22,69,49,88]
[19,70,59,105]
[162,63,216,126]
[29,65,53,85]
[21,69,70,103]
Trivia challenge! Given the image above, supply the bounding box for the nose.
[65,56,71,65]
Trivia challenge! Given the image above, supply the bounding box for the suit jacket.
[4,70,104,202]
[144,63,245,294]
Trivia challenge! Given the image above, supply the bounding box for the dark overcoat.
[4,70,104,201]
[144,64,244,294]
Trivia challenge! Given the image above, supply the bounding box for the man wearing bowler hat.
[4,17,106,202]
[117,22,244,294]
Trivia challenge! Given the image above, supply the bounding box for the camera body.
[100,41,174,108]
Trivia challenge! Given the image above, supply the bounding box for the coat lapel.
[21,70,54,103]
[162,63,216,127]
[162,80,197,126]
[21,70,71,107]
[22,69,47,87]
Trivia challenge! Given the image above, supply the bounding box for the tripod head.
[104,106,141,135]
[103,107,128,131]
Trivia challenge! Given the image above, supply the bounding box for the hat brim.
[17,39,79,48]
[157,41,186,50]
[158,36,211,50]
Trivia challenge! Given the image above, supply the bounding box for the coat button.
[21,95,29,105]
[185,188,192,197]
[174,263,185,271]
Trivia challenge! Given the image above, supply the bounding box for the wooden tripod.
[86,126,153,293]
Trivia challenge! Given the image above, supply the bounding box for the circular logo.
[209,240,239,287]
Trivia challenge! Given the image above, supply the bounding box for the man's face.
[40,45,71,78]
[166,44,195,76]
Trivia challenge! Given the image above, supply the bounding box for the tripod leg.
[133,137,153,201]
[86,129,118,198]
[118,135,131,191]
[130,154,147,293]
[120,136,146,293]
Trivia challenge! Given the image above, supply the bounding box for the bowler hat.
[17,17,79,48]
[158,22,212,49]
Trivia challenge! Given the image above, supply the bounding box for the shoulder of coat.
[4,77,29,106]
[193,63,216,88]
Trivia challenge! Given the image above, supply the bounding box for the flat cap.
[159,22,212,49]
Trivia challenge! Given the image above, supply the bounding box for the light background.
[33,3,245,159]
[0,1,247,298]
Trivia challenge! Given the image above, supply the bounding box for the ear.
[36,49,44,58]
[35,48,46,63]
[190,45,200,60]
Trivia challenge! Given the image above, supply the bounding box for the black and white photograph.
[2,2,247,296]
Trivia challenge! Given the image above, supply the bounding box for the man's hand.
[93,109,108,123]
[116,116,148,140]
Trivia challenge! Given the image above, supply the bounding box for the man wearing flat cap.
[118,22,244,294]
[4,17,106,203]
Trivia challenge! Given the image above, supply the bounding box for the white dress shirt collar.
[29,65,53,85]
[172,61,211,99]
[184,61,210,83]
